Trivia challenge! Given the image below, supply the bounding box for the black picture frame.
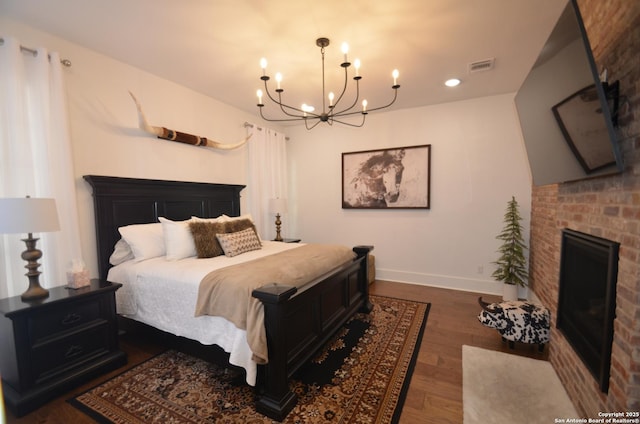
[551,84,617,173]
[342,144,431,209]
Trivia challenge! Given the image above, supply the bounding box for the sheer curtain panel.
[246,124,288,241]
[0,37,82,299]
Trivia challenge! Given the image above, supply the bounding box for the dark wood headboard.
[83,175,245,280]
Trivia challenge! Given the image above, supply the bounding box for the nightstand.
[275,238,301,243]
[0,279,127,416]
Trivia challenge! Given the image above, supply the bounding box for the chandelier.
[256,37,400,130]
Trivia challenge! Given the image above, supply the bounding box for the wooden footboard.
[252,245,373,420]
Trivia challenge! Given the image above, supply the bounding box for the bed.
[83,175,373,421]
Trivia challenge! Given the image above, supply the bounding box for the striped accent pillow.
[216,228,262,257]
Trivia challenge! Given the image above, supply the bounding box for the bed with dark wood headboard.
[83,175,372,421]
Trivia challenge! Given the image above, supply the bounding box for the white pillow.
[159,217,197,260]
[191,215,226,223]
[109,238,134,265]
[118,222,165,262]
[216,228,262,257]
[220,213,255,223]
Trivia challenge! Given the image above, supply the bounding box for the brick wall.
[529,0,640,416]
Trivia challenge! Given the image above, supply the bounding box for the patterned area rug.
[69,295,430,423]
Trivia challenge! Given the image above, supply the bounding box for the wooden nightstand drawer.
[29,297,103,344]
[30,323,110,385]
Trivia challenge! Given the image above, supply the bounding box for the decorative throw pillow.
[189,221,227,258]
[159,217,197,260]
[118,222,165,262]
[224,218,260,242]
[216,228,262,257]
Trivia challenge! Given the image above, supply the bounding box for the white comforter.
[107,241,303,386]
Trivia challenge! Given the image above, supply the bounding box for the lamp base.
[274,213,283,242]
[20,234,50,301]
[21,284,49,301]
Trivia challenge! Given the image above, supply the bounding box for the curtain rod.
[243,122,289,140]
[0,37,72,67]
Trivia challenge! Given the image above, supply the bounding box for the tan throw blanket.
[195,244,356,364]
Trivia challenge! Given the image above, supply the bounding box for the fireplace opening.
[557,229,619,393]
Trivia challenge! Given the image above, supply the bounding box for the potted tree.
[492,196,528,301]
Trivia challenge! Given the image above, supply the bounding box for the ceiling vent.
[468,58,495,73]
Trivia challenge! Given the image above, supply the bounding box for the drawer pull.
[65,344,84,359]
[61,313,82,325]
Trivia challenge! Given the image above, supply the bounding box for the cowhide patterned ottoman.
[477,297,550,351]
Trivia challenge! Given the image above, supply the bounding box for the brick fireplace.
[529,0,640,416]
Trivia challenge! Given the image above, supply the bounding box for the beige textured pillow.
[224,218,260,240]
[189,221,227,258]
[216,228,262,257]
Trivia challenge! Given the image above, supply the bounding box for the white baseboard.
[376,268,503,295]
[376,268,537,302]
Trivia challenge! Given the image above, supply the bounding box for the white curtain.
[0,37,82,299]
[246,124,288,241]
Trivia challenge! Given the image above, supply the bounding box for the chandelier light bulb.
[392,69,399,86]
[354,59,361,77]
[328,91,335,106]
[362,99,368,112]
[256,89,263,104]
[260,58,268,75]
[341,42,349,62]
[275,72,282,89]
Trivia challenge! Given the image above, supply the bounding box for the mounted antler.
[129,91,251,150]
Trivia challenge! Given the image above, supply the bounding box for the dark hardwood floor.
[4,281,548,423]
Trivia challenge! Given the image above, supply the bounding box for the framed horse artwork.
[342,144,431,209]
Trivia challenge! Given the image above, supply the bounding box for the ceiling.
[1,0,568,123]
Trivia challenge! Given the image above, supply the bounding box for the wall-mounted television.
[515,0,623,186]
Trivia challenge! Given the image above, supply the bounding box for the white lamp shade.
[268,198,288,214]
[0,198,60,234]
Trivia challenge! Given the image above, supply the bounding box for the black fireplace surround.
[557,229,619,393]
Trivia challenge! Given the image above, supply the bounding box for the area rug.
[462,345,579,424]
[69,295,430,423]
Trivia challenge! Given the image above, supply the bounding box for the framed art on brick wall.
[342,144,431,209]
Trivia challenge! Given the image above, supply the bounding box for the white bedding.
[108,241,303,386]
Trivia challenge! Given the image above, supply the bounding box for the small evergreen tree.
[491,196,528,287]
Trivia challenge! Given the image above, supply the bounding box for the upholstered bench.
[477,297,550,351]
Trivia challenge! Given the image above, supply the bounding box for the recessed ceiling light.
[445,78,461,87]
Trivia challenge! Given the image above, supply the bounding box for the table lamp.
[0,197,60,301]
[268,198,288,242]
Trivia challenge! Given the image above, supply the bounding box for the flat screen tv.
[515,0,623,186]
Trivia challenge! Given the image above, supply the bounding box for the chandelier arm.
[335,87,399,117]
[304,118,323,130]
[259,107,317,122]
[332,76,361,116]
[262,81,307,118]
[330,64,353,114]
[330,114,367,128]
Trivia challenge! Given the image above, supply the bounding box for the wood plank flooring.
[4,281,548,423]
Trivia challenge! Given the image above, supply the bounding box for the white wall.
[2,18,261,277]
[286,94,532,295]
[3,18,533,295]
